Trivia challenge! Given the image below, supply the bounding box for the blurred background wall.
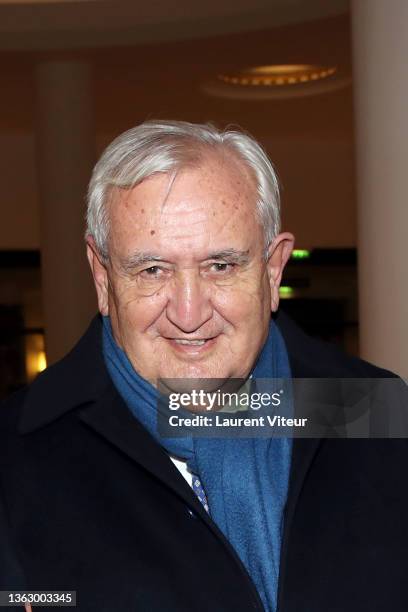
[0,0,406,396]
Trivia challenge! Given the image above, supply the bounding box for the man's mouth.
[173,339,207,346]
[165,336,217,354]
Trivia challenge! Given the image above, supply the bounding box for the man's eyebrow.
[119,252,166,271]
[119,249,251,271]
[206,249,250,265]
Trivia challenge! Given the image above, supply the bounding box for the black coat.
[1,312,408,611]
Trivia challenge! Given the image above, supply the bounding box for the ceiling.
[0,0,349,50]
[0,11,353,135]
[0,1,356,250]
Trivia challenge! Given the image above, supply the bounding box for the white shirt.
[169,454,193,487]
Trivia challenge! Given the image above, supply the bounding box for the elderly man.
[1,120,408,612]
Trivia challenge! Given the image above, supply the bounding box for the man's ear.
[86,236,109,316]
[266,232,295,312]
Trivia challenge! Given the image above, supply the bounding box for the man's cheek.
[215,283,264,312]
[121,298,164,334]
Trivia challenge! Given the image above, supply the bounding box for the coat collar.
[19,316,108,434]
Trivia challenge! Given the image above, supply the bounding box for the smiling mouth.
[173,339,207,346]
[165,336,217,353]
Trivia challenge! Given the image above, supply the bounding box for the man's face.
[88,153,293,388]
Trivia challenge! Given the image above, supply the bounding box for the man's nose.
[166,271,213,333]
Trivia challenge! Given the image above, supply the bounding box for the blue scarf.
[102,316,292,612]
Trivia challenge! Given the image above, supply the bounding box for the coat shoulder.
[0,387,27,435]
[275,309,397,379]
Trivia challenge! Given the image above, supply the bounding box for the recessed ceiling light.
[218,64,337,87]
[202,63,350,100]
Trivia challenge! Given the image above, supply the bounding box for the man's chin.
[157,376,247,402]
[164,377,217,390]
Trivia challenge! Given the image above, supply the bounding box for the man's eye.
[211,263,234,273]
[141,266,162,277]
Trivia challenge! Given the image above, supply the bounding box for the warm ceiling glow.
[218,64,337,87]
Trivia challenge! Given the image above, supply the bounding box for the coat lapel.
[276,437,322,610]
[275,311,325,610]
[78,380,210,519]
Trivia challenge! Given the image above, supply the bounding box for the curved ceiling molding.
[0,0,349,51]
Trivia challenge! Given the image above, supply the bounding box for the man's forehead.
[106,153,262,261]
[110,153,257,215]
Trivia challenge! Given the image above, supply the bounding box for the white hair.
[86,120,281,261]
